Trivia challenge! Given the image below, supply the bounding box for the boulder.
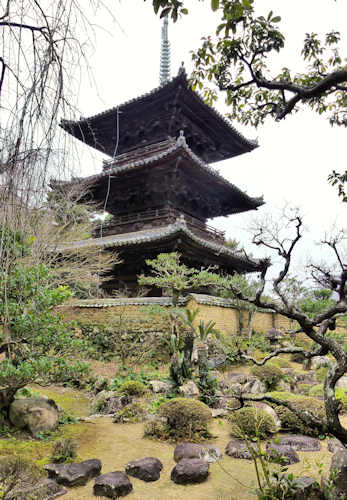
[266,443,300,465]
[125,457,163,482]
[93,376,109,393]
[242,378,266,395]
[277,435,321,452]
[328,438,345,454]
[178,381,199,398]
[148,380,172,395]
[174,442,222,464]
[311,356,332,369]
[330,449,347,496]
[92,391,131,415]
[225,439,257,460]
[212,408,228,418]
[94,471,133,498]
[171,459,209,485]
[250,402,281,431]
[6,478,67,500]
[291,476,322,500]
[9,398,59,437]
[227,373,249,384]
[336,376,347,390]
[45,459,102,487]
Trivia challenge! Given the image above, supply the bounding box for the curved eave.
[60,68,257,161]
[59,219,263,273]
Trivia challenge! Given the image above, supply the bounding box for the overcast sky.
[70,1,346,281]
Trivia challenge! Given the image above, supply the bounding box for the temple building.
[55,21,265,294]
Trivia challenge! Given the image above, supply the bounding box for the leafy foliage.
[228,406,277,440]
[51,438,78,464]
[158,397,212,440]
[118,380,147,396]
[250,364,284,391]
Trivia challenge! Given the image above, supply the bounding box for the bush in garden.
[309,384,324,398]
[269,357,292,369]
[298,383,312,395]
[250,364,284,391]
[113,402,147,423]
[0,456,43,499]
[51,438,78,463]
[269,393,326,437]
[46,358,92,388]
[315,366,329,383]
[228,407,277,440]
[118,380,147,396]
[335,388,347,413]
[158,397,212,441]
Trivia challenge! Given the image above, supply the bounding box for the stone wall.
[59,294,296,336]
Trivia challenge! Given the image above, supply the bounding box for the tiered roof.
[60,67,257,164]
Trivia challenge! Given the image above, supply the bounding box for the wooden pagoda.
[56,67,265,293]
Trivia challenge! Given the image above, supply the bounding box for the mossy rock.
[119,380,147,396]
[228,406,277,440]
[298,383,312,395]
[309,385,324,398]
[157,398,212,441]
[268,392,326,437]
[250,364,284,391]
[269,358,292,369]
[113,402,147,423]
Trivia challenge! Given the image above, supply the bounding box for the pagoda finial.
[160,16,171,85]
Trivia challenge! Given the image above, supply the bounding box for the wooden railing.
[94,208,225,242]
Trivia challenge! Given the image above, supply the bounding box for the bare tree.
[210,208,347,444]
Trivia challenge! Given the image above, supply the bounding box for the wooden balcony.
[93,208,225,243]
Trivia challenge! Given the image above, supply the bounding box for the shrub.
[118,380,147,396]
[0,456,43,499]
[113,402,147,423]
[269,357,292,369]
[158,398,212,441]
[51,438,78,463]
[250,364,284,391]
[315,366,329,383]
[309,384,324,398]
[268,392,326,437]
[298,383,311,395]
[335,388,347,413]
[228,407,277,440]
[46,358,92,388]
[143,420,168,440]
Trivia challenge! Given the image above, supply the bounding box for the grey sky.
[72,1,346,280]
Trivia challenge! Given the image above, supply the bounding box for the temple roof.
[60,67,257,164]
[59,217,264,274]
[52,137,264,218]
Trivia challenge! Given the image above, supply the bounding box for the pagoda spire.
[159,16,171,85]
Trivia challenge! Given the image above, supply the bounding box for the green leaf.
[272,16,281,23]
[211,0,219,12]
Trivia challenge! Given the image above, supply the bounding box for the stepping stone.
[225,439,258,460]
[266,443,300,465]
[45,459,102,487]
[125,457,163,482]
[171,459,209,485]
[174,442,222,463]
[94,471,132,498]
[277,435,321,451]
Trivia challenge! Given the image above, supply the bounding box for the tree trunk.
[182,331,194,379]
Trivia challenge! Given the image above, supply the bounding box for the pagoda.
[56,22,265,294]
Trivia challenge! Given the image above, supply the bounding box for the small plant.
[157,397,212,441]
[315,366,329,383]
[51,438,78,463]
[228,407,277,440]
[251,364,284,391]
[113,402,147,423]
[308,384,324,398]
[118,380,147,396]
[149,396,168,414]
